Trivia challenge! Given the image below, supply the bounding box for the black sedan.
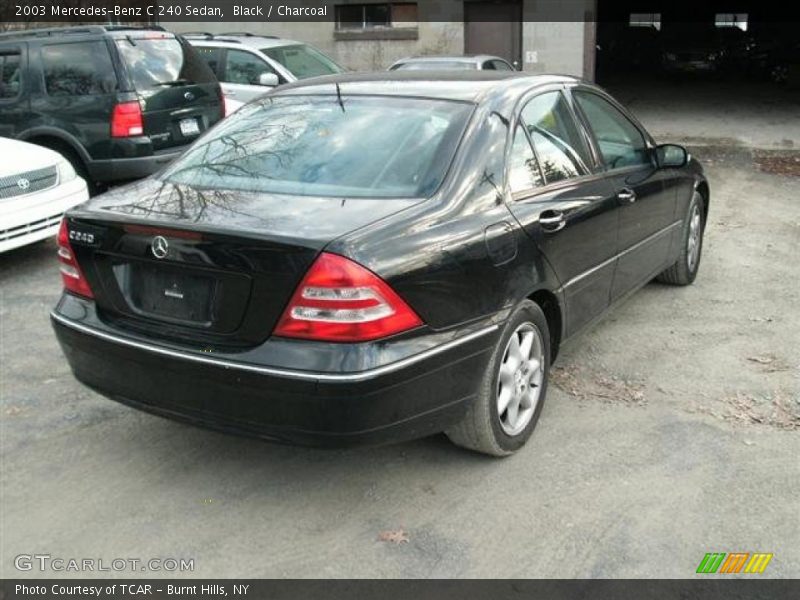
[51,72,709,456]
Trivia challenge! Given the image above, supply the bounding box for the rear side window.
[508,124,543,193]
[115,36,216,90]
[521,91,590,184]
[0,51,22,99]
[224,49,280,85]
[42,42,117,96]
[261,44,343,79]
[490,60,514,71]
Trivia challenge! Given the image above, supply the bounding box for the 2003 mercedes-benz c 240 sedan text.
[51,72,708,456]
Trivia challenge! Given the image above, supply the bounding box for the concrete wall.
[170,0,593,77]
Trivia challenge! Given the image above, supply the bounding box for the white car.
[186,33,345,105]
[0,138,89,253]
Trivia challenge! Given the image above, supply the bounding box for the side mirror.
[656,144,688,168]
[257,72,279,87]
[512,60,521,71]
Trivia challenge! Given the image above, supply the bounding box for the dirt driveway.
[1,138,798,578]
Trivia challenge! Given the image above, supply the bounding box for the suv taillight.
[111,101,143,137]
[273,252,423,342]
[57,220,94,299]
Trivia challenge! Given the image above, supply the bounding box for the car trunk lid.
[64,179,419,347]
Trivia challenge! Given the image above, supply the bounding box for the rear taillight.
[110,101,143,137]
[273,252,423,342]
[57,220,94,299]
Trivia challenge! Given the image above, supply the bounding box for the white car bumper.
[0,177,89,253]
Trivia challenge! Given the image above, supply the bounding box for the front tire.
[658,190,706,286]
[446,300,550,457]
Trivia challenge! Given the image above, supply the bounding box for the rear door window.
[520,91,590,184]
[115,35,216,90]
[42,41,117,96]
[0,50,22,99]
[508,124,544,194]
[223,49,280,85]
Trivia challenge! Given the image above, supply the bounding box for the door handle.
[617,188,636,203]
[226,90,236,96]
[539,209,565,232]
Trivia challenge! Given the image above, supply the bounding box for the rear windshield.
[261,44,343,79]
[394,61,478,71]
[162,95,472,198]
[115,35,216,90]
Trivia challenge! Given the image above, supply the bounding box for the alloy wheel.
[687,203,702,272]
[497,322,545,436]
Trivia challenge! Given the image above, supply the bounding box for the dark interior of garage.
[596,0,798,86]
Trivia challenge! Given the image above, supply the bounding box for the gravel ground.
[1,143,798,579]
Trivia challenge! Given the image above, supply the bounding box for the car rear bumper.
[51,295,500,447]
[87,145,189,183]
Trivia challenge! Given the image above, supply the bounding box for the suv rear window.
[42,41,117,96]
[162,95,472,198]
[115,36,216,90]
[261,44,343,79]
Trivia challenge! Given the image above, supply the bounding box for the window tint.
[262,44,343,79]
[482,61,496,70]
[115,36,216,90]
[574,91,650,169]
[42,42,117,96]
[508,124,543,193]
[521,92,589,184]
[194,46,221,76]
[163,95,471,199]
[0,52,22,99]
[224,50,278,85]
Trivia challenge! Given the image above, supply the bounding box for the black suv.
[0,26,223,188]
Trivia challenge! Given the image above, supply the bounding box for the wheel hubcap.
[687,203,702,271]
[497,322,545,436]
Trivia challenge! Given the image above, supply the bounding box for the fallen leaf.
[747,355,775,365]
[378,529,409,544]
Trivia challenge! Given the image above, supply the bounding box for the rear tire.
[657,190,705,286]
[446,300,550,457]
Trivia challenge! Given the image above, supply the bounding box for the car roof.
[394,55,506,64]
[0,25,169,41]
[274,71,581,103]
[183,34,303,49]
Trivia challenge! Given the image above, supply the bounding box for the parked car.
[51,72,708,456]
[185,32,345,104]
[0,25,224,191]
[661,24,728,74]
[0,138,88,253]
[389,55,517,71]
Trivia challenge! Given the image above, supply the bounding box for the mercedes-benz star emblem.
[17,178,30,191]
[184,91,195,101]
[151,236,169,259]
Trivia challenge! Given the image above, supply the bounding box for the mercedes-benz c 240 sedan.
[51,72,708,456]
